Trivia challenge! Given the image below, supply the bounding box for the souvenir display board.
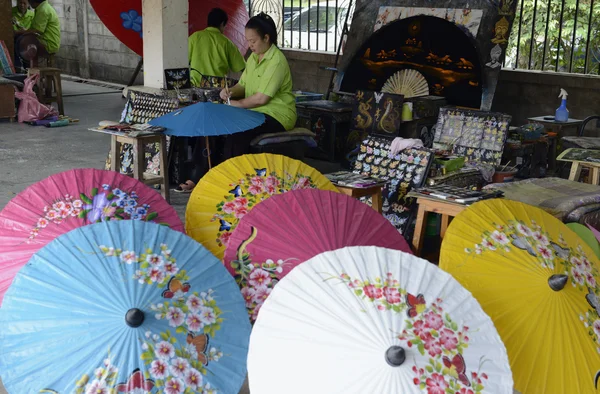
[164,68,191,90]
[557,148,600,163]
[434,107,511,166]
[336,0,519,111]
[350,90,404,138]
[122,90,179,125]
[353,136,434,238]
[340,16,483,109]
[105,91,178,177]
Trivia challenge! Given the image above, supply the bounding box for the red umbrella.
[89,0,250,56]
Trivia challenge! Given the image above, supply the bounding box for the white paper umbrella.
[248,246,513,394]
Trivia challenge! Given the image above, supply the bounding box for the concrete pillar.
[142,0,189,89]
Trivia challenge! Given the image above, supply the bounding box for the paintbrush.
[225,78,231,106]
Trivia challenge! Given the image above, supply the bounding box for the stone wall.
[48,0,143,85]
[493,69,600,133]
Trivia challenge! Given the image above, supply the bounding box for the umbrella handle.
[205,136,212,169]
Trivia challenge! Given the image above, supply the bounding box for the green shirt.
[239,45,297,131]
[30,1,61,54]
[188,27,246,86]
[12,7,35,31]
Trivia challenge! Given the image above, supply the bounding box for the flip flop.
[173,180,195,193]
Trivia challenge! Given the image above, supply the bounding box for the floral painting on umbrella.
[210,168,320,248]
[336,271,491,394]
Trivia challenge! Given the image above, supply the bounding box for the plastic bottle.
[555,88,569,122]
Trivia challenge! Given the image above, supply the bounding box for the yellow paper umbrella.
[440,199,600,394]
[186,153,338,259]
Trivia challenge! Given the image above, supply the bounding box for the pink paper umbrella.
[223,188,412,321]
[0,168,184,305]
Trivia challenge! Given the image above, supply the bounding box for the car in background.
[282,1,353,53]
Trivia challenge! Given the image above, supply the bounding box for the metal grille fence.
[505,0,600,74]
[245,0,353,53]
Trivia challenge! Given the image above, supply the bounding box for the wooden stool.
[0,85,16,122]
[110,133,170,203]
[557,148,600,185]
[412,196,466,257]
[336,184,383,213]
[27,67,64,115]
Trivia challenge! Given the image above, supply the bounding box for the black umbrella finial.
[548,274,569,291]
[385,346,406,367]
[125,308,145,328]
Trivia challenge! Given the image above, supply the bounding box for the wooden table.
[411,196,467,257]
[528,116,583,173]
[557,148,600,185]
[336,184,384,213]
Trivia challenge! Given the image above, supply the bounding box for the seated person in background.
[12,0,34,31]
[188,8,246,87]
[179,13,296,193]
[14,0,61,69]
[220,12,297,158]
[176,8,247,193]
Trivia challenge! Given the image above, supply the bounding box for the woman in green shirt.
[177,13,297,193]
[220,13,297,158]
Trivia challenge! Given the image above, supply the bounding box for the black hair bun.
[257,12,273,21]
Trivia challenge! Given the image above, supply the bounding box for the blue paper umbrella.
[149,102,266,137]
[0,220,251,394]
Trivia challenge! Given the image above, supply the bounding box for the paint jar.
[401,102,413,121]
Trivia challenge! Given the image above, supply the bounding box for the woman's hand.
[219,88,231,102]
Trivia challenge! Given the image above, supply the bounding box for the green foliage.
[506,0,600,74]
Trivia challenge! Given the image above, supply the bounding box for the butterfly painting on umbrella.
[335,270,489,393]
[210,167,324,248]
[0,221,250,394]
[441,199,600,393]
[464,216,600,387]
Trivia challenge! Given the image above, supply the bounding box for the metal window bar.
[290,0,294,49]
[528,0,538,70]
[316,0,320,50]
[541,0,552,71]
[569,0,580,73]
[325,0,329,51]
[249,0,347,53]
[298,0,302,49]
[335,0,339,51]
[584,0,595,73]
[282,0,286,48]
[555,0,565,71]
[514,0,525,68]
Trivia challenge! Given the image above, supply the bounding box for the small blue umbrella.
[149,101,266,137]
[0,220,251,394]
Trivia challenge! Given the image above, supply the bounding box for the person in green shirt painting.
[188,8,246,87]
[12,0,34,31]
[14,0,60,69]
[175,8,247,193]
[220,12,297,157]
